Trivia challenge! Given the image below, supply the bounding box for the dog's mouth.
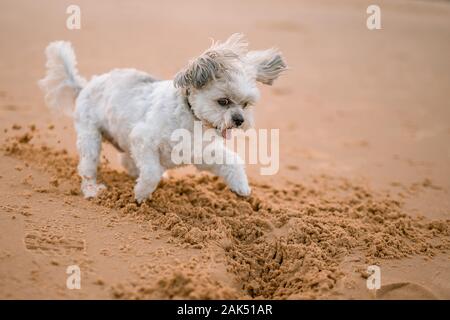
[199,119,233,140]
[220,127,233,140]
[203,121,234,140]
[202,120,235,140]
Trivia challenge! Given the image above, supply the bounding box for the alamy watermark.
[66,265,81,289]
[171,121,280,175]
[366,5,381,30]
[366,265,381,290]
[66,5,81,30]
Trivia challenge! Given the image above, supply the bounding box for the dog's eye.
[217,98,230,106]
[243,102,249,108]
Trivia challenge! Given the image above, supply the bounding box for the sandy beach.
[0,0,449,299]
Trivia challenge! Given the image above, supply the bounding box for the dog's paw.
[134,185,152,204]
[231,183,251,197]
[134,194,150,204]
[82,182,106,198]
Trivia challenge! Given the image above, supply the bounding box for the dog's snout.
[232,113,244,127]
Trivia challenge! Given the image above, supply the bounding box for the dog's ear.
[246,49,287,85]
[174,33,248,89]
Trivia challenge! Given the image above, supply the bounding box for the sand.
[1,127,449,299]
[1,0,450,299]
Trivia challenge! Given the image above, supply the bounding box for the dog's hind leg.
[120,152,139,178]
[75,123,106,198]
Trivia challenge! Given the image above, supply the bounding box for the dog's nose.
[232,113,244,127]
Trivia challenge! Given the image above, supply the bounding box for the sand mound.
[3,126,449,299]
[376,282,438,300]
[112,262,240,300]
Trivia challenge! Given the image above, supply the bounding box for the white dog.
[39,34,286,203]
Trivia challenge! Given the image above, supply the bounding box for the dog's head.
[174,34,287,139]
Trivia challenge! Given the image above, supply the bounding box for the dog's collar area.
[183,89,220,134]
[184,88,201,122]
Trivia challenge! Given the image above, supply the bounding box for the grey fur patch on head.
[174,53,223,89]
[246,48,287,85]
[174,33,248,89]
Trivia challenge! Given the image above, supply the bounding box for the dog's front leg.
[195,145,251,197]
[130,127,164,204]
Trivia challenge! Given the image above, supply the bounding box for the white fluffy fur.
[38,34,287,203]
[38,41,86,115]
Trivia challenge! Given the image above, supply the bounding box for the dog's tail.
[38,41,86,116]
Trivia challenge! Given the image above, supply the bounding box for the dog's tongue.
[221,128,231,140]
